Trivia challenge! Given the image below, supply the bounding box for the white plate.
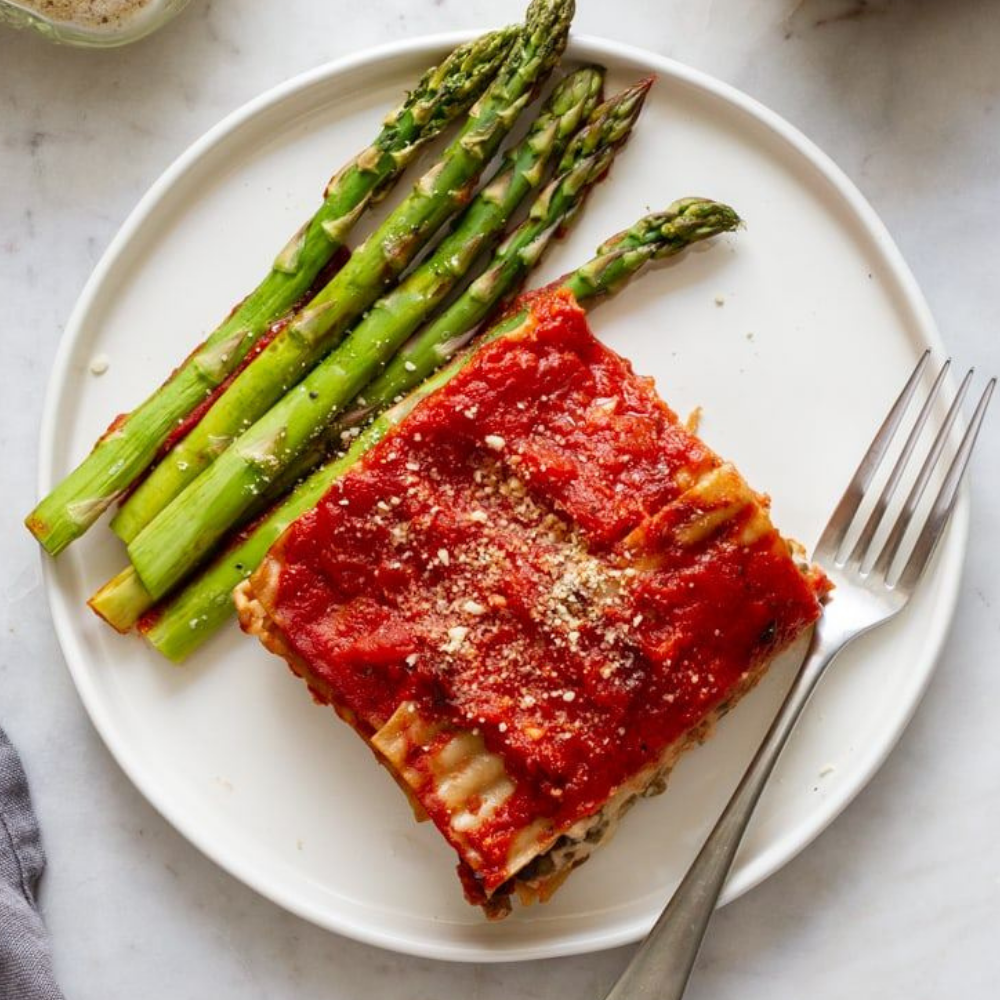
[39,34,965,962]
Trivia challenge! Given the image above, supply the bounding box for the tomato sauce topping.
[263,289,823,894]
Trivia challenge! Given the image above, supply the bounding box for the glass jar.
[0,0,192,47]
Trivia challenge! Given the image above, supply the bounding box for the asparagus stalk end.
[27,27,518,556]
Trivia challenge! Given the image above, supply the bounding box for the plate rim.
[37,31,968,962]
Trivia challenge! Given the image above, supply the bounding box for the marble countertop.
[2,1,998,997]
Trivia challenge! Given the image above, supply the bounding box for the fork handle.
[604,622,844,1000]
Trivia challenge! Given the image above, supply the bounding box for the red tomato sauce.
[265,289,823,898]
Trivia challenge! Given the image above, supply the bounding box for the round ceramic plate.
[39,34,965,962]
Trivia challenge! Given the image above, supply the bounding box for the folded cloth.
[0,726,63,1000]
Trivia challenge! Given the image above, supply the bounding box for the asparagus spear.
[335,79,658,434]
[261,78,657,507]
[105,201,741,658]
[90,76,646,635]
[257,78,654,496]
[127,83,649,603]
[111,0,575,544]
[26,28,517,557]
[88,61,607,635]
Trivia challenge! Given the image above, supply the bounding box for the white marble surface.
[1,0,998,996]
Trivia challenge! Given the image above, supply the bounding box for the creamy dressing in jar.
[0,0,191,45]
[16,0,154,29]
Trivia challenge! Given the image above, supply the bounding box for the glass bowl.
[0,0,192,47]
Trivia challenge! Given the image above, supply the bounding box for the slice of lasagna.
[236,289,827,918]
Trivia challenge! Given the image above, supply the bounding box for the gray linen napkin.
[0,726,64,1000]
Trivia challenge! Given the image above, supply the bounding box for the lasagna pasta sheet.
[238,290,825,916]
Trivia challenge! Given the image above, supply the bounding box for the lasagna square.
[237,289,825,918]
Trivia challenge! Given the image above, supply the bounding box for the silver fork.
[604,353,995,1000]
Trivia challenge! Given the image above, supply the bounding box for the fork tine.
[871,368,975,580]
[815,349,930,562]
[893,377,995,592]
[846,359,951,569]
